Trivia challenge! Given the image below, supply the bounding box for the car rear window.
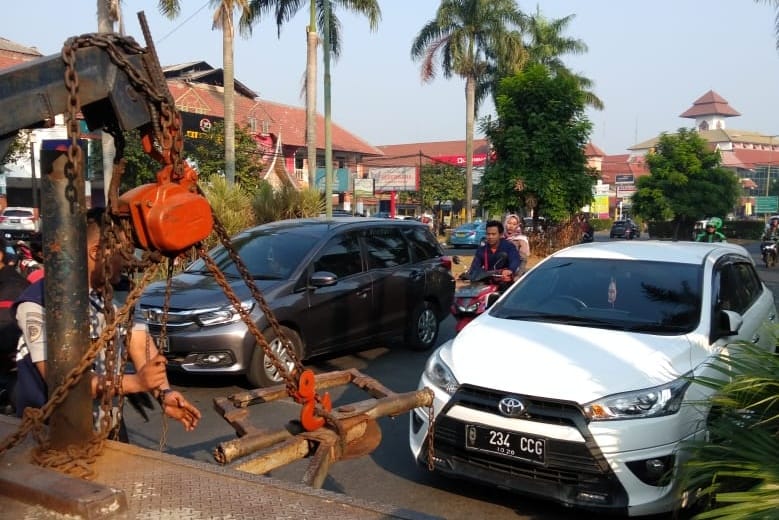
[491,258,703,334]
[402,226,442,262]
[364,227,410,268]
[2,209,34,218]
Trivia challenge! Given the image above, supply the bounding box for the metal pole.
[323,0,333,217]
[29,136,37,210]
[42,146,92,448]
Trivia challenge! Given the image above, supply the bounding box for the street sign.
[755,196,779,214]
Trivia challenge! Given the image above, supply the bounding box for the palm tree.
[244,0,381,189]
[754,0,779,49]
[159,1,253,186]
[525,9,603,110]
[411,0,526,223]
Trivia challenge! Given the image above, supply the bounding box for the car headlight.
[583,376,691,421]
[197,300,255,326]
[424,346,459,395]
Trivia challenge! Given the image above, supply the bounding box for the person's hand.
[160,390,201,432]
[136,354,168,392]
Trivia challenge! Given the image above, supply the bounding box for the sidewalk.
[0,415,437,519]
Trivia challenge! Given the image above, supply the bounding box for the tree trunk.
[464,74,475,223]
[223,12,236,185]
[98,0,115,205]
[306,2,318,189]
[323,0,332,217]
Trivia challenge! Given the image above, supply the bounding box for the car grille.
[432,385,612,485]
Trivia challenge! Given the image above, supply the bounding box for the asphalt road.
[124,235,774,520]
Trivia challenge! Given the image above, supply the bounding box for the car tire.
[247,326,302,388]
[406,300,439,351]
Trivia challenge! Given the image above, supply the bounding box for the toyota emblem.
[498,396,527,417]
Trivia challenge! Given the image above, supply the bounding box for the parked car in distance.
[137,218,455,387]
[449,222,486,248]
[0,206,39,241]
[609,219,640,239]
[409,240,776,516]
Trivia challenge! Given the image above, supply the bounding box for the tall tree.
[159,0,253,185]
[411,0,526,223]
[630,128,740,240]
[754,0,779,49]
[244,0,381,189]
[525,8,603,110]
[481,63,594,221]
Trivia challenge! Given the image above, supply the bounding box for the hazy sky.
[3,1,778,154]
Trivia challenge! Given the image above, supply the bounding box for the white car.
[410,241,776,517]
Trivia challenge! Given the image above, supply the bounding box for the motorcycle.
[761,240,778,268]
[451,252,511,334]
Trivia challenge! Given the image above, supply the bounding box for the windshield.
[186,229,315,280]
[490,258,703,334]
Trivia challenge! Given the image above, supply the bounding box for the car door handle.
[356,288,372,298]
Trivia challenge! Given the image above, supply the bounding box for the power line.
[158,1,211,44]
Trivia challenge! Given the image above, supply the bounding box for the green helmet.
[707,217,723,230]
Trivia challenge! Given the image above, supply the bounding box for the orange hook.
[300,392,332,432]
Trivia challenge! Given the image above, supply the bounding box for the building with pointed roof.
[628,90,777,217]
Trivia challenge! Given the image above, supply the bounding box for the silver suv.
[0,207,39,240]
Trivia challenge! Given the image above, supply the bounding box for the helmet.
[706,217,723,230]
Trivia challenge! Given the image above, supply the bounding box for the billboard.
[592,195,610,219]
[368,166,418,192]
[353,178,374,198]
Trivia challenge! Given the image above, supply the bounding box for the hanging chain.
[61,40,82,215]
[426,402,436,471]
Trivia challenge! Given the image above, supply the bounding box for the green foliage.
[418,164,466,210]
[252,183,324,224]
[630,129,740,239]
[188,121,266,193]
[0,130,30,166]
[589,218,612,232]
[681,339,779,519]
[200,175,256,250]
[117,129,159,190]
[481,63,595,221]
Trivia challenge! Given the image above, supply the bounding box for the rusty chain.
[427,401,436,471]
[0,265,160,473]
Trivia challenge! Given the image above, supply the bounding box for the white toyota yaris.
[410,241,776,516]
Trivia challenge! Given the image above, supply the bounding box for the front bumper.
[410,382,692,517]
[147,320,254,375]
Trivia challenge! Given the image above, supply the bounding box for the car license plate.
[154,335,170,354]
[465,424,546,464]
[455,232,466,237]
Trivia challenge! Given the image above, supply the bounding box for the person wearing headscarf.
[503,214,530,272]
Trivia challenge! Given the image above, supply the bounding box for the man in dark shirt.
[468,220,521,282]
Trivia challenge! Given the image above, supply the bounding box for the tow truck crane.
[0,12,434,511]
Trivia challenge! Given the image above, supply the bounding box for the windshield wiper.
[252,274,284,280]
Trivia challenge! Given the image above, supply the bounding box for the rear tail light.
[440,256,453,271]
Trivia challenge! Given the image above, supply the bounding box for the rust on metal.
[214,368,434,488]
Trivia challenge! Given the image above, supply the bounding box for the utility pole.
[98,0,116,205]
[323,0,333,217]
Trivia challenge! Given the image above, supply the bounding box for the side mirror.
[309,271,338,288]
[716,309,743,338]
[486,292,501,308]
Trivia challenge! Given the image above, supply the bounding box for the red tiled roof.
[599,154,649,183]
[584,141,606,157]
[680,90,740,118]
[167,80,383,156]
[720,149,778,169]
[0,38,43,71]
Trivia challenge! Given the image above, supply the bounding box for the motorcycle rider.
[503,213,530,273]
[763,218,779,241]
[467,220,521,283]
[695,217,726,243]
